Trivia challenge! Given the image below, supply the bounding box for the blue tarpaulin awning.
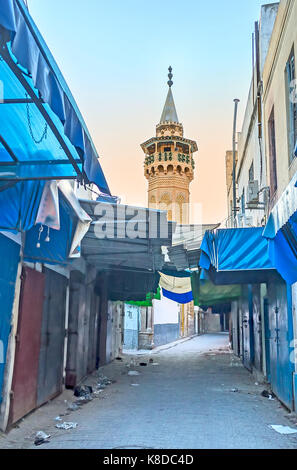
[0,180,45,232]
[24,194,77,265]
[0,178,91,264]
[0,0,110,194]
[23,181,91,265]
[199,228,280,285]
[263,170,297,284]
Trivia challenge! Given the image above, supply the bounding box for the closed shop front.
[66,270,100,388]
[37,268,68,406]
[266,280,295,410]
[9,267,45,425]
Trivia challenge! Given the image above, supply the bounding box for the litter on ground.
[128,371,140,376]
[74,385,93,398]
[55,422,78,430]
[67,402,80,411]
[261,390,275,400]
[269,425,297,435]
[34,431,50,446]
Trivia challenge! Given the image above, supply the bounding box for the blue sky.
[27,0,273,223]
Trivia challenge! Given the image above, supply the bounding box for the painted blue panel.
[154,323,179,347]
[266,281,294,410]
[123,330,139,350]
[277,284,294,409]
[293,373,297,408]
[123,304,139,350]
[0,234,20,403]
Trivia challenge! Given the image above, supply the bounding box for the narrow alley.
[1,334,296,450]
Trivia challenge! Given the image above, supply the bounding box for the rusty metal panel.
[87,290,99,374]
[66,273,100,387]
[111,302,123,360]
[37,268,67,406]
[81,284,91,379]
[73,282,89,383]
[9,267,45,425]
[65,278,81,388]
[106,302,113,363]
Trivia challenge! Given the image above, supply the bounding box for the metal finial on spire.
[167,66,173,87]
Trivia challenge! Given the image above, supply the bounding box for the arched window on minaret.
[149,195,157,210]
[160,192,172,221]
[176,193,186,225]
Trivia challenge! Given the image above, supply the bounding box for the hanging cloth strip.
[159,271,193,304]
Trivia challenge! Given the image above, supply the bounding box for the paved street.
[1,333,297,449]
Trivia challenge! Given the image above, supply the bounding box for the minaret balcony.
[144,155,155,165]
[144,152,195,169]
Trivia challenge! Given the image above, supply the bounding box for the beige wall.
[225,150,237,226]
[262,0,297,374]
[228,3,279,229]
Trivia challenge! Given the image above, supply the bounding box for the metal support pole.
[232,98,240,227]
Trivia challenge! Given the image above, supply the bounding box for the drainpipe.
[232,99,240,227]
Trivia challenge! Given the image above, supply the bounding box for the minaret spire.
[167,66,173,88]
[160,66,179,123]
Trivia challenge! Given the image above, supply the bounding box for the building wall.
[153,295,180,347]
[204,311,221,334]
[235,3,279,229]
[263,0,297,202]
[262,0,297,405]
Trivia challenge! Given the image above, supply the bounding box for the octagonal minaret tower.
[141,67,198,224]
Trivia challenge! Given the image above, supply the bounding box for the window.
[285,46,297,163]
[268,107,277,196]
[249,162,254,182]
[241,189,245,215]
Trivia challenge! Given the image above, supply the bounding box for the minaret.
[141,67,198,224]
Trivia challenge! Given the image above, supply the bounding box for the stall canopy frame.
[0,0,110,193]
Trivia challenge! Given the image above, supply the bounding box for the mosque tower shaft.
[141,67,198,224]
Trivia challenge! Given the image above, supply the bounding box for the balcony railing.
[144,152,195,169]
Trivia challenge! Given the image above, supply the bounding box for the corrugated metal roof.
[167,224,220,271]
[79,200,175,272]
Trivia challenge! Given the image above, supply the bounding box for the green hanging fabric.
[126,286,161,307]
[191,271,241,307]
